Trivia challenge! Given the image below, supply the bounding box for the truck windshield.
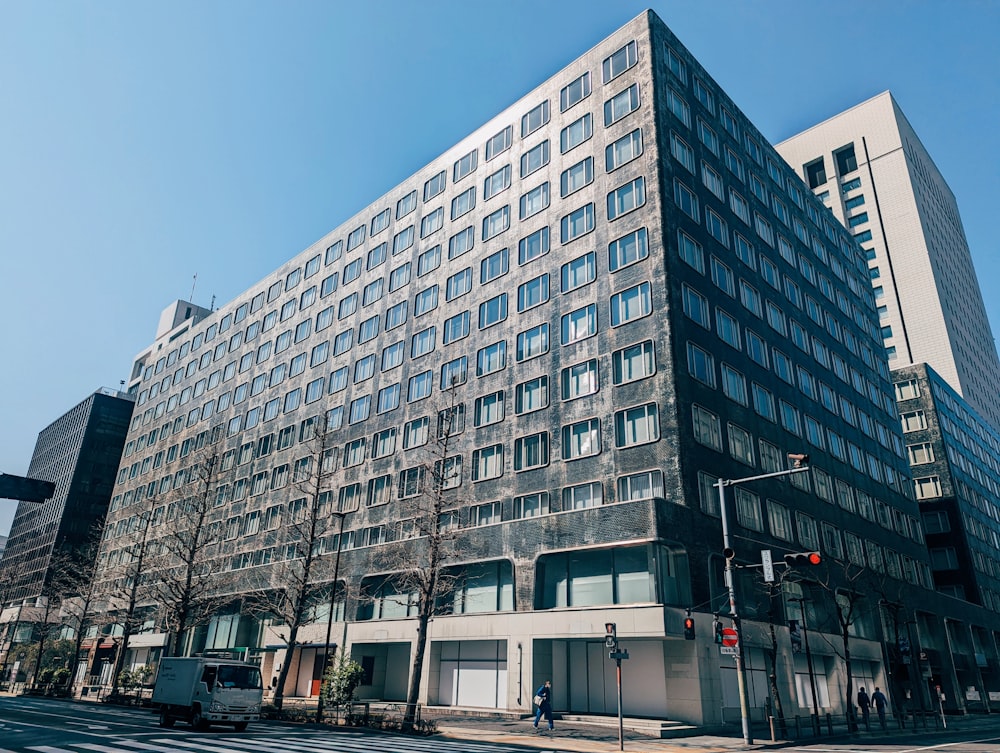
[216,665,262,689]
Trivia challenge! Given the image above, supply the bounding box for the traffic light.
[713,619,724,645]
[784,551,822,566]
[605,622,618,649]
[683,614,696,640]
[787,453,810,469]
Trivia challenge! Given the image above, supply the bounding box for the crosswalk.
[22,729,528,753]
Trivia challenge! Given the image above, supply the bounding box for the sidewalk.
[434,712,1000,752]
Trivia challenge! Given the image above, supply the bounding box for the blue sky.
[1,0,998,535]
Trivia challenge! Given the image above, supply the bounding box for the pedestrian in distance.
[533,679,554,732]
[856,686,871,729]
[871,686,888,730]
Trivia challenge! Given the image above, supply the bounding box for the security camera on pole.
[715,453,810,746]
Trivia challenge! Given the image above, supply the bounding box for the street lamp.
[715,456,810,746]
[315,510,347,725]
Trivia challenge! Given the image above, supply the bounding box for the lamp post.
[315,511,347,725]
[716,458,809,745]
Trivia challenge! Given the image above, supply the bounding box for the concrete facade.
[90,12,1000,725]
[776,93,1000,431]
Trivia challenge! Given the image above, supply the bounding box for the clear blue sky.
[2,0,998,535]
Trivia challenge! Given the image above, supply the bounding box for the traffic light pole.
[716,464,809,746]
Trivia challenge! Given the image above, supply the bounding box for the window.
[472,445,504,481]
[443,311,470,345]
[613,340,654,385]
[414,285,439,316]
[411,326,436,358]
[408,371,434,402]
[561,251,596,292]
[560,113,593,152]
[561,359,599,400]
[368,475,393,507]
[697,118,719,155]
[517,274,549,312]
[515,375,548,414]
[615,403,658,447]
[372,428,396,459]
[514,432,549,471]
[617,470,663,501]
[721,363,748,405]
[481,247,509,284]
[606,129,642,171]
[381,340,404,371]
[424,170,446,201]
[561,304,597,344]
[607,177,645,220]
[518,227,549,265]
[520,141,550,178]
[417,245,441,277]
[385,300,407,331]
[420,207,444,238]
[604,83,640,125]
[453,149,478,181]
[705,207,728,247]
[561,203,595,243]
[693,76,714,112]
[716,308,740,348]
[895,378,921,402]
[476,340,506,377]
[521,100,550,137]
[479,293,507,329]
[728,423,754,465]
[560,71,591,111]
[482,205,510,240]
[607,227,648,273]
[670,133,695,173]
[603,40,637,82]
[403,416,429,449]
[734,488,762,531]
[484,164,511,200]
[610,282,652,326]
[562,419,601,460]
[561,157,594,197]
[396,190,417,219]
[666,87,690,127]
[914,476,942,499]
[377,383,400,414]
[682,284,709,328]
[674,179,698,219]
[901,411,927,432]
[398,466,424,498]
[446,267,473,301]
[451,187,476,220]
[474,390,504,427]
[692,404,722,450]
[519,182,550,219]
[485,125,513,161]
[515,491,550,518]
[687,342,715,386]
[702,162,724,199]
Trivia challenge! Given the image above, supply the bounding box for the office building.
[0,389,133,663]
[93,12,999,723]
[776,93,1000,430]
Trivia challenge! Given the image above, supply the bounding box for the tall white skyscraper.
[777,92,1000,429]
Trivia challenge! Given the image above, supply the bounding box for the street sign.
[761,549,774,582]
[609,650,630,660]
[721,627,738,647]
[720,646,738,656]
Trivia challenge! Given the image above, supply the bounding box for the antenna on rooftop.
[190,274,198,303]
[210,294,216,311]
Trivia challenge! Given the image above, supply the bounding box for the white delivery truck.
[152,657,263,730]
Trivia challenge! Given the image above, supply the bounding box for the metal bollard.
[794,715,802,738]
[826,713,833,735]
[769,714,776,742]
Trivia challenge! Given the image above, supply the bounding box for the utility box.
[152,657,262,731]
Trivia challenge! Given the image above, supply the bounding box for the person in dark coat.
[857,686,871,728]
[533,680,553,731]
[871,687,888,729]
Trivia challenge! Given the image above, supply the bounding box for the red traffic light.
[683,617,695,640]
[784,551,821,566]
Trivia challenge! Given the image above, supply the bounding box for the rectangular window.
[479,293,508,329]
[606,129,642,172]
[670,132,695,173]
[453,149,478,182]
[514,491,550,518]
[562,419,601,460]
[472,445,504,481]
[610,281,652,326]
[403,416,429,450]
[561,304,597,344]
[481,246,509,284]
[514,432,549,471]
[617,470,663,501]
[407,370,433,402]
[446,267,473,301]
[519,182,550,220]
[674,179,698,219]
[482,205,510,240]
[417,244,441,277]
[692,404,721,450]
[560,71,591,111]
[561,203,595,243]
[607,177,645,220]
[474,390,505,427]
[520,141,550,178]
[666,87,690,127]
[396,190,417,219]
[442,311,470,345]
[602,39,637,82]
[521,100,550,138]
[561,251,596,292]
[517,274,550,312]
[381,340,404,371]
[561,156,594,197]
[604,83,640,126]
[476,340,506,377]
[411,326,436,358]
[388,262,411,292]
[515,375,548,414]
[563,481,603,509]
[613,340,654,385]
[516,323,549,362]
[420,207,444,238]
[560,113,593,152]
[376,383,400,414]
[424,170,446,201]
[484,164,511,200]
[451,186,476,220]
[485,125,513,161]
[414,285,439,316]
[561,359,599,400]
[609,227,648,272]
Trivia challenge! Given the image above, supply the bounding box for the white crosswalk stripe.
[30,730,529,753]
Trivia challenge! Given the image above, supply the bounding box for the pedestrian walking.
[871,686,888,730]
[856,686,871,729]
[533,680,554,732]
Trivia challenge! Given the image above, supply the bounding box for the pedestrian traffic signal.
[784,551,822,566]
[605,622,618,649]
[713,619,724,645]
[683,616,696,640]
[787,453,810,469]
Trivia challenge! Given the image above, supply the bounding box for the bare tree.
[371,385,467,730]
[747,568,793,737]
[244,412,341,711]
[151,442,231,657]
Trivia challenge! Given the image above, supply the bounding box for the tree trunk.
[766,620,787,736]
[843,626,856,731]
[403,610,431,730]
[272,623,300,711]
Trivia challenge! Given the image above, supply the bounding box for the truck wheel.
[159,708,175,728]
[191,708,209,731]
[233,722,248,731]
